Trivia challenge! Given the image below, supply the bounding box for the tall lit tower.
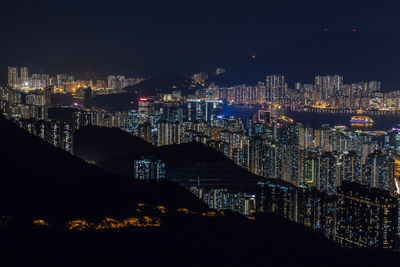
[20,67,29,87]
[107,75,116,89]
[265,75,287,103]
[8,67,18,88]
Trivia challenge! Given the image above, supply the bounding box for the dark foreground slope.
[2,116,400,266]
[0,114,207,222]
[0,214,365,267]
[73,126,261,191]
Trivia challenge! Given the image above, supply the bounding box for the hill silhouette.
[212,31,400,90]
[2,115,400,266]
[0,212,362,267]
[92,71,192,111]
[73,126,261,191]
[124,71,191,96]
[0,114,208,222]
[73,125,154,162]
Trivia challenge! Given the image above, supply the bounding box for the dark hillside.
[0,114,207,222]
[74,126,261,191]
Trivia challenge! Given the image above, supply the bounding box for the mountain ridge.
[211,31,400,90]
[74,126,271,192]
[92,71,192,111]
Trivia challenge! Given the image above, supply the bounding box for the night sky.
[1,0,400,81]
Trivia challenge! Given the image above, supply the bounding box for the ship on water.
[279,115,294,123]
[350,116,374,124]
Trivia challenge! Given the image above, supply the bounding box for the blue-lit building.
[192,187,256,216]
[336,181,398,249]
[159,100,185,122]
[134,156,166,181]
[257,179,337,241]
[256,179,298,222]
[186,99,223,122]
[19,119,73,153]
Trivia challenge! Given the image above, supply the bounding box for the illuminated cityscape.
[3,64,400,253]
[3,0,400,265]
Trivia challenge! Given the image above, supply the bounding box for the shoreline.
[224,104,400,131]
[225,104,400,116]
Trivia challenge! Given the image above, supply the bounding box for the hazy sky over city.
[1,0,400,81]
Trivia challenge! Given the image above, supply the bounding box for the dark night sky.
[1,0,400,81]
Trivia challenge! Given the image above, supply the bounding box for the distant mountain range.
[211,31,400,90]
[93,32,400,112]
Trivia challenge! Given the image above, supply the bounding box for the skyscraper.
[186,99,223,122]
[83,87,93,109]
[30,74,50,89]
[107,75,127,90]
[157,121,174,146]
[192,72,208,84]
[43,86,52,104]
[362,151,394,192]
[265,75,287,103]
[256,179,298,221]
[317,152,338,194]
[138,97,154,118]
[20,67,29,87]
[315,75,344,100]
[8,67,18,88]
[336,181,398,249]
[56,74,74,88]
[137,122,153,143]
[134,156,166,180]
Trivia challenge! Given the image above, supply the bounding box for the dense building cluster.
[132,97,400,250]
[196,74,400,112]
[7,66,143,95]
[0,85,136,153]
[256,179,398,249]
[336,182,398,249]
[134,156,166,181]
[107,75,144,90]
[139,108,400,197]
[189,187,256,217]
[3,66,400,250]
